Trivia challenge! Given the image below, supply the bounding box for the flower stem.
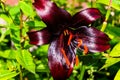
[101,0,112,32]
[101,21,107,32]
[19,66,23,80]
[19,9,24,80]
[79,64,86,80]
[91,0,96,8]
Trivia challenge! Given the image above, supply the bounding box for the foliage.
[0,0,120,80]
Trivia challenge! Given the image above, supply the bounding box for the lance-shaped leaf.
[114,69,120,80]
[0,71,19,80]
[16,50,35,74]
[97,0,120,11]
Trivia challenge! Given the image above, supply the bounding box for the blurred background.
[0,0,120,80]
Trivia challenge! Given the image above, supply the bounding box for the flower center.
[76,39,88,54]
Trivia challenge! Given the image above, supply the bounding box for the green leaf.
[19,1,34,16]
[36,62,49,72]
[0,70,19,80]
[97,0,120,10]
[0,50,16,59]
[0,60,7,70]
[16,49,35,74]
[10,24,20,49]
[109,42,120,57]
[7,60,17,71]
[26,20,46,29]
[100,57,120,70]
[9,6,20,16]
[0,28,9,43]
[106,25,120,37]
[0,14,12,25]
[114,69,120,80]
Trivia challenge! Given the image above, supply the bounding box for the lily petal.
[71,8,103,28]
[48,32,76,80]
[33,0,71,33]
[27,28,51,45]
[73,26,110,52]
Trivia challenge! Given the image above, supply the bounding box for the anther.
[61,48,70,67]
[77,39,82,48]
[83,45,88,55]
[64,31,66,36]
[75,55,79,66]
[66,30,69,35]
[64,30,69,36]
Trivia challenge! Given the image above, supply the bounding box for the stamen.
[61,48,70,67]
[83,45,88,55]
[64,31,66,36]
[64,30,69,36]
[75,55,79,66]
[68,33,73,45]
[66,30,69,35]
[77,39,83,48]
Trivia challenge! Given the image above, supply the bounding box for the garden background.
[0,0,120,80]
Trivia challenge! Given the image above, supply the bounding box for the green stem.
[79,65,86,80]
[20,9,23,40]
[19,66,23,80]
[19,9,24,80]
[101,21,107,32]
[91,0,96,8]
[101,0,112,32]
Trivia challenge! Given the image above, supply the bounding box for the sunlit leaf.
[0,70,19,80]
[7,60,17,71]
[0,50,16,59]
[19,1,34,16]
[16,49,35,74]
[10,24,20,49]
[109,42,120,57]
[97,0,120,10]
[0,60,7,70]
[26,20,46,30]
[36,61,49,72]
[9,6,20,16]
[106,26,120,37]
[0,18,7,26]
[100,57,120,70]
[114,69,120,80]
[0,14,12,25]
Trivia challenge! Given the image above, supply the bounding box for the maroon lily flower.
[27,0,110,80]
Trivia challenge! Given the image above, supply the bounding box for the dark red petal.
[75,26,110,40]
[27,28,51,45]
[73,26,110,52]
[48,32,76,80]
[71,8,103,28]
[82,42,110,52]
[75,36,110,52]
[33,0,71,33]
